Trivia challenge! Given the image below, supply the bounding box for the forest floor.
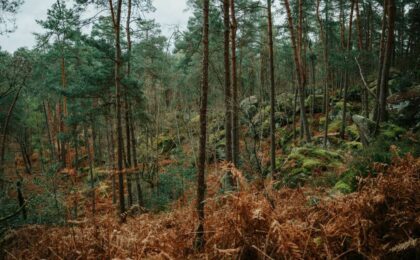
[1,149,419,259]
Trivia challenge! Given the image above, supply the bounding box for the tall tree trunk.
[267,0,276,174]
[195,0,209,250]
[355,0,369,117]
[283,0,311,142]
[108,114,117,204]
[230,0,239,167]
[378,0,396,124]
[60,56,67,168]
[316,0,330,147]
[223,0,233,167]
[84,126,95,215]
[130,114,143,206]
[124,98,133,207]
[108,0,125,216]
[340,0,355,139]
[374,0,388,121]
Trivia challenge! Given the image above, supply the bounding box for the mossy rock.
[302,158,323,170]
[282,146,344,188]
[240,96,259,119]
[276,93,295,115]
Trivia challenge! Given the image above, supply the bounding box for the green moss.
[347,124,359,140]
[382,124,405,140]
[334,180,352,194]
[329,120,342,133]
[343,141,363,150]
[302,158,323,170]
[282,146,345,188]
[209,130,225,145]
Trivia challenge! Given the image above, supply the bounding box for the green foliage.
[145,165,195,212]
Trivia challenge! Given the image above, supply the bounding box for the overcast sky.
[0,0,191,53]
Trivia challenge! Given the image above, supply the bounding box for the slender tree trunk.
[108,114,117,204]
[230,0,239,167]
[267,0,276,174]
[316,0,328,146]
[60,56,67,168]
[195,0,209,250]
[130,115,143,206]
[374,0,388,121]
[124,96,133,207]
[283,0,311,142]
[84,126,95,215]
[16,181,27,220]
[223,0,233,167]
[378,0,395,124]
[340,0,355,139]
[108,0,125,216]
[355,0,369,117]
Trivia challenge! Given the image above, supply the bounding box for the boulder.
[249,106,289,138]
[276,93,295,115]
[387,85,420,127]
[281,146,344,188]
[240,96,259,119]
[352,115,376,147]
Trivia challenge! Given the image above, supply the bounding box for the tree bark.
[195,0,209,250]
[374,0,388,121]
[230,0,239,167]
[223,0,233,166]
[267,0,276,174]
[108,0,125,216]
[340,0,355,139]
[378,0,395,124]
[316,0,331,148]
[283,0,311,142]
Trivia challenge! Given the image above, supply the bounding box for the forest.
[0,0,419,259]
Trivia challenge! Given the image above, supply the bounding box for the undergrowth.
[1,152,419,259]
